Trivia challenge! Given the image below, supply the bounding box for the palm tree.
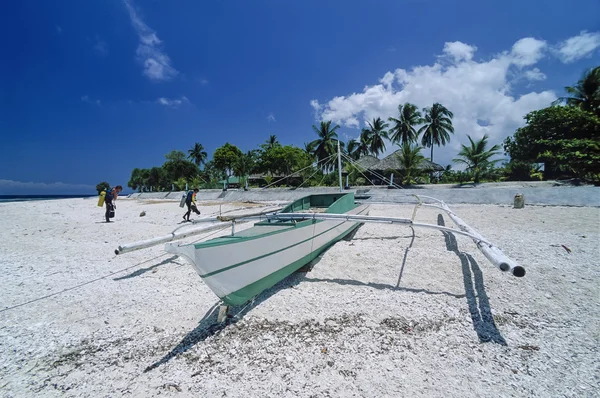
[395,143,425,185]
[419,103,454,162]
[554,66,600,117]
[263,135,280,150]
[453,134,502,183]
[356,129,372,156]
[309,121,341,172]
[347,139,361,160]
[362,117,389,157]
[188,143,208,167]
[234,151,257,189]
[388,103,423,146]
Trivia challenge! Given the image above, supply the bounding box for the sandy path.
[0,197,598,397]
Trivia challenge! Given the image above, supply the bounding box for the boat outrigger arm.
[115,198,525,277]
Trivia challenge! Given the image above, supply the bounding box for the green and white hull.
[166,193,368,306]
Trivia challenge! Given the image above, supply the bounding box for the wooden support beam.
[217,305,229,323]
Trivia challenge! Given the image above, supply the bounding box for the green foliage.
[165,150,187,162]
[504,106,600,181]
[267,146,311,176]
[260,135,280,152]
[234,150,259,179]
[309,121,342,172]
[346,129,372,160]
[394,143,425,185]
[501,161,544,181]
[96,181,110,195]
[388,103,422,146]
[201,160,225,183]
[162,155,199,184]
[321,171,340,187]
[127,168,145,191]
[344,163,364,186]
[419,103,454,162]
[362,117,389,157]
[173,177,188,191]
[554,66,600,117]
[213,143,243,177]
[454,134,502,183]
[188,143,208,167]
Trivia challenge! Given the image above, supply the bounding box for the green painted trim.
[220,222,362,306]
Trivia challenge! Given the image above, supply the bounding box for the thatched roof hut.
[372,150,444,172]
[344,155,381,173]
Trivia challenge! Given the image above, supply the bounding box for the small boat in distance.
[165,193,368,306]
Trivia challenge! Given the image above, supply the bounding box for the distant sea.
[0,194,96,203]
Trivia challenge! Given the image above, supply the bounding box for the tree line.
[112,65,599,192]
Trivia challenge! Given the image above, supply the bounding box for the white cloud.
[81,95,101,106]
[510,37,547,67]
[93,36,109,57]
[0,179,96,195]
[123,0,178,81]
[443,41,477,62]
[555,31,600,63]
[267,113,276,122]
[523,68,546,81]
[156,96,190,108]
[311,36,558,167]
[196,78,209,85]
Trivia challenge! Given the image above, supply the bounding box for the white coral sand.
[0,197,598,397]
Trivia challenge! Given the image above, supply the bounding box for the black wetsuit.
[183,191,200,221]
[105,190,115,222]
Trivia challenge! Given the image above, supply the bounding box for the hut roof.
[344,155,381,172]
[372,150,444,172]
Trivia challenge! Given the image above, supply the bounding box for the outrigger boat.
[115,144,525,312]
[163,193,367,306]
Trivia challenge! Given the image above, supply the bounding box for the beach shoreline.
[0,196,598,397]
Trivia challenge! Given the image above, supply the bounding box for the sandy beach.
[0,195,599,397]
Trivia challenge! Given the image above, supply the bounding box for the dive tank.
[97,191,106,207]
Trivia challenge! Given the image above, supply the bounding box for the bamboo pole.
[418,198,526,277]
[116,212,490,256]
[337,140,343,192]
[115,207,283,255]
[114,223,235,255]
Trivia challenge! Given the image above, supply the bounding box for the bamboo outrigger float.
[115,143,525,310]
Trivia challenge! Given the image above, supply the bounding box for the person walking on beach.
[183,188,201,222]
[105,185,123,223]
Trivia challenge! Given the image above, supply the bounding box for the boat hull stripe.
[220,223,361,306]
[200,220,350,278]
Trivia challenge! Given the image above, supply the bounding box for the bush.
[96,181,110,195]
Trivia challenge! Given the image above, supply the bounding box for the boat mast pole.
[337,139,343,192]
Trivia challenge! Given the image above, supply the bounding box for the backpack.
[186,190,193,204]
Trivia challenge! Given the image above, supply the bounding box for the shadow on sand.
[113,256,179,281]
[145,218,506,371]
[437,214,506,345]
[144,271,306,372]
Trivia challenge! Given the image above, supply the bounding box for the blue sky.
[1,0,599,194]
